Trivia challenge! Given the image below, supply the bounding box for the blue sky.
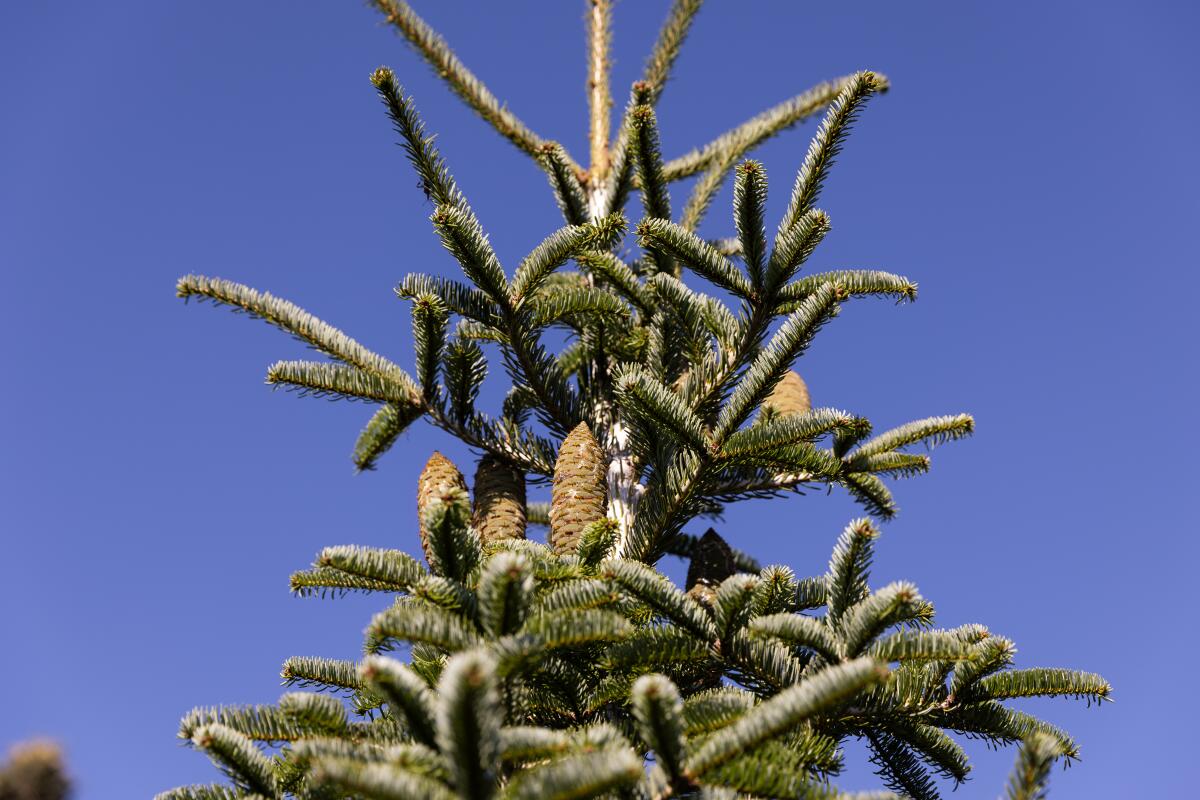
[1,1,1196,797]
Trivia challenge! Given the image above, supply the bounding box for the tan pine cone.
[417,451,467,565]
[549,421,608,555]
[0,740,70,800]
[763,369,811,417]
[471,455,527,544]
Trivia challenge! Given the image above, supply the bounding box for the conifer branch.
[512,215,625,302]
[431,203,512,309]
[442,338,487,422]
[630,675,688,783]
[311,757,455,800]
[398,275,499,329]
[425,406,558,477]
[774,72,882,248]
[360,656,439,749]
[663,73,885,182]
[420,486,481,581]
[648,273,739,352]
[840,581,924,657]
[681,688,755,736]
[709,236,743,258]
[435,650,502,800]
[714,284,841,440]
[866,730,939,800]
[685,658,888,777]
[615,365,711,454]
[366,600,479,654]
[501,747,643,800]
[766,208,831,294]
[640,0,704,107]
[411,294,449,401]
[701,740,835,797]
[538,143,590,226]
[369,0,559,164]
[631,105,672,223]
[714,573,761,642]
[370,66,468,209]
[734,160,768,290]
[637,218,753,298]
[776,270,918,308]
[966,668,1112,704]
[266,361,415,404]
[353,402,426,471]
[190,724,278,797]
[948,637,1017,702]
[477,552,534,637]
[153,786,246,800]
[749,612,840,662]
[935,703,1079,760]
[883,720,972,784]
[602,81,656,219]
[599,625,712,673]
[181,705,305,745]
[316,545,426,591]
[868,630,975,663]
[498,727,572,764]
[842,472,898,519]
[729,630,810,692]
[854,452,932,479]
[278,691,349,735]
[846,415,976,462]
[281,656,369,696]
[826,518,878,628]
[601,559,716,639]
[177,275,415,390]
[1003,733,1065,800]
[722,408,869,460]
[574,251,653,313]
[289,566,404,598]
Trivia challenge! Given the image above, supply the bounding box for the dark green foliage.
[165,495,1107,800]
[169,4,1107,799]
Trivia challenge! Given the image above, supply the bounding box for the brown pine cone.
[549,421,608,555]
[763,369,811,417]
[685,528,736,600]
[0,740,70,800]
[417,451,467,565]
[471,455,527,544]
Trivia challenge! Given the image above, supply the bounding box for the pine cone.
[549,422,608,555]
[471,455,527,544]
[0,740,70,800]
[762,369,810,417]
[417,451,467,565]
[685,528,736,609]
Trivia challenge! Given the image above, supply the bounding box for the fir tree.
[161,3,1109,798]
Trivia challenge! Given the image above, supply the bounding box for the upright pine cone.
[763,369,811,417]
[0,740,70,800]
[685,528,737,608]
[471,455,527,544]
[549,422,608,555]
[417,451,467,565]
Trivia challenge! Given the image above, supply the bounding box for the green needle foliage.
[163,3,1109,799]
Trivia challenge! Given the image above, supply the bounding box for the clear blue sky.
[1,1,1195,797]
